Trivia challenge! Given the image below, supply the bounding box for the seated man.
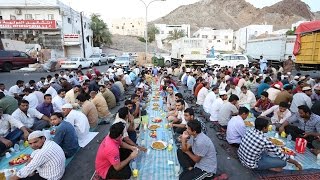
[52,89,66,113]
[36,94,54,118]
[95,122,139,180]
[168,100,185,125]
[62,104,90,143]
[260,102,291,128]
[279,105,320,148]
[166,86,176,111]
[77,94,98,128]
[252,91,273,117]
[50,112,79,158]
[0,92,18,115]
[130,94,141,118]
[0,108,29,155]
[238,117,301,172]
[177,120,217,180]
[226,107,249,147]
[99,85,116,109]
[124,100,140,130]
[12,100,50,131]
[11,131,65,180]
[218,94,239,131]
[90,91,112,123]
[113,107,146,150]
[239,86,256,109]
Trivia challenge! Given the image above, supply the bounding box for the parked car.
[87,53,108,66]
[113,55,135,67]
[207,54,249,68]
[107,54,117,63]
[60,57,93,69]
[0,50,37,72]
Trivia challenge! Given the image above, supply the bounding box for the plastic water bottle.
[317,154,320,165]
[14,144,20,152]
[132,159,137,169]
[287,134,292,143]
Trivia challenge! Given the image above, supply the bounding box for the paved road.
[0,63,113,87]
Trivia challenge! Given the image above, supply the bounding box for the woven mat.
[219,143,239,160]
[254,169,320,180]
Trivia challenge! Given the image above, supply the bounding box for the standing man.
[177,120,217,179]
[259,55,268,74]
[283,55,294,74]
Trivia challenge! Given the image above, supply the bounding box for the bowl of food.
[148,124,160,131]
[244,121,254,127]
[268,138,285,147]
[9,154,31,166]
[153,103,159,107]
[282,147,296,156]
[152,117,162,123]
[151,141,167,150]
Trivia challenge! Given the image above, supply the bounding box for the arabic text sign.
[0,20,57,29]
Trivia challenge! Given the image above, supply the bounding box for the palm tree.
[166,29,186,42]
[90,14,112,47]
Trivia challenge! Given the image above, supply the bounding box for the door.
[65,46,81,58]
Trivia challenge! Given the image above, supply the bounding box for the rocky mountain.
[152,0,316,32]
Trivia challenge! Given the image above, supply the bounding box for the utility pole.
[80,11,86,58]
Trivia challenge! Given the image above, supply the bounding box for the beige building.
[110,18,145,37]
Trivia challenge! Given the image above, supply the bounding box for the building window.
[48,14,54,20]
[132,25,134,28]
[208,40,212,43]
[225,42,228,45]
[68,18,71,24]
[217,40,221,42]
[225,36,228,39]
[25,14,33,20]
[116,26,119,29]
[10,15,16,20]
[168,31,172,34]
[161,31,164,34]
[213,36,216,40]
[0,16,2,20]
[229,41,232,43]
[202,35,208,38]
[35,14,41,20]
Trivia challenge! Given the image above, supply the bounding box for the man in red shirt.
[292,81,305,94]
[95,122,139,179]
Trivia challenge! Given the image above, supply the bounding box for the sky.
[61,0,320,23]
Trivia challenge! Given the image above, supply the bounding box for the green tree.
[166,29,186,42]
[90,14,112,47]
[137,25,159,43]
[286,27,297,35]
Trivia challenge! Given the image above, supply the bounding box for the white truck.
[245,35,296,64]
[171,37,208,67]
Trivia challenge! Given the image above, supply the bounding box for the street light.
[139,0,166,63]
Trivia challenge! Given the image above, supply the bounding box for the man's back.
[0,96,18,115]
[102,90,117,109]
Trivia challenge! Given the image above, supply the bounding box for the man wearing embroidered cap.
[11,131,65,180]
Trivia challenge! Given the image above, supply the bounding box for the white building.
[110,18,145,37]
[155,24,190,49]
[0,0,93,58]
[234,25,273,52]
[193,28,234,52]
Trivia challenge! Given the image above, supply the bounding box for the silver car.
[88,53,108,66]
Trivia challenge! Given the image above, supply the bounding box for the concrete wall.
[2,39,26,51]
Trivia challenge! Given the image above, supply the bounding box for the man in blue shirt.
[50,112,79,158]
[107,80,121,102]
[36,94,54,117]
[257,77,271,98]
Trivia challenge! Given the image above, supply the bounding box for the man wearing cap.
[311,85,320,102]
[62,103,90,143]
[290,86,313,114]
[11,131,65,180]
[12,100,51,131]
[274,85,293,105]
[43,82,57,98]
[209,91,228,123]
[266,84,281,103]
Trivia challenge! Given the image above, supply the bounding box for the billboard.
[0,20,57,29]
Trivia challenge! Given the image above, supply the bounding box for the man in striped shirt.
[238,118,301,172]
[11,131,65,180]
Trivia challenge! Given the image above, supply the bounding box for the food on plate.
[152,117,162,123]
[269,138,284,146]
[244,121,253,127]
[152,107,159,110]
[153,103,159,107]
[0,172,5,180]
[9,154,31,166]
[151,141,166,150]
[149,124,160,131]
[150,131,157,138]
[282,147,295,156]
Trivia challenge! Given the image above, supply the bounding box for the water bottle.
[14,144,20,152]
[132,159,137,169]
[287,134,292,143]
